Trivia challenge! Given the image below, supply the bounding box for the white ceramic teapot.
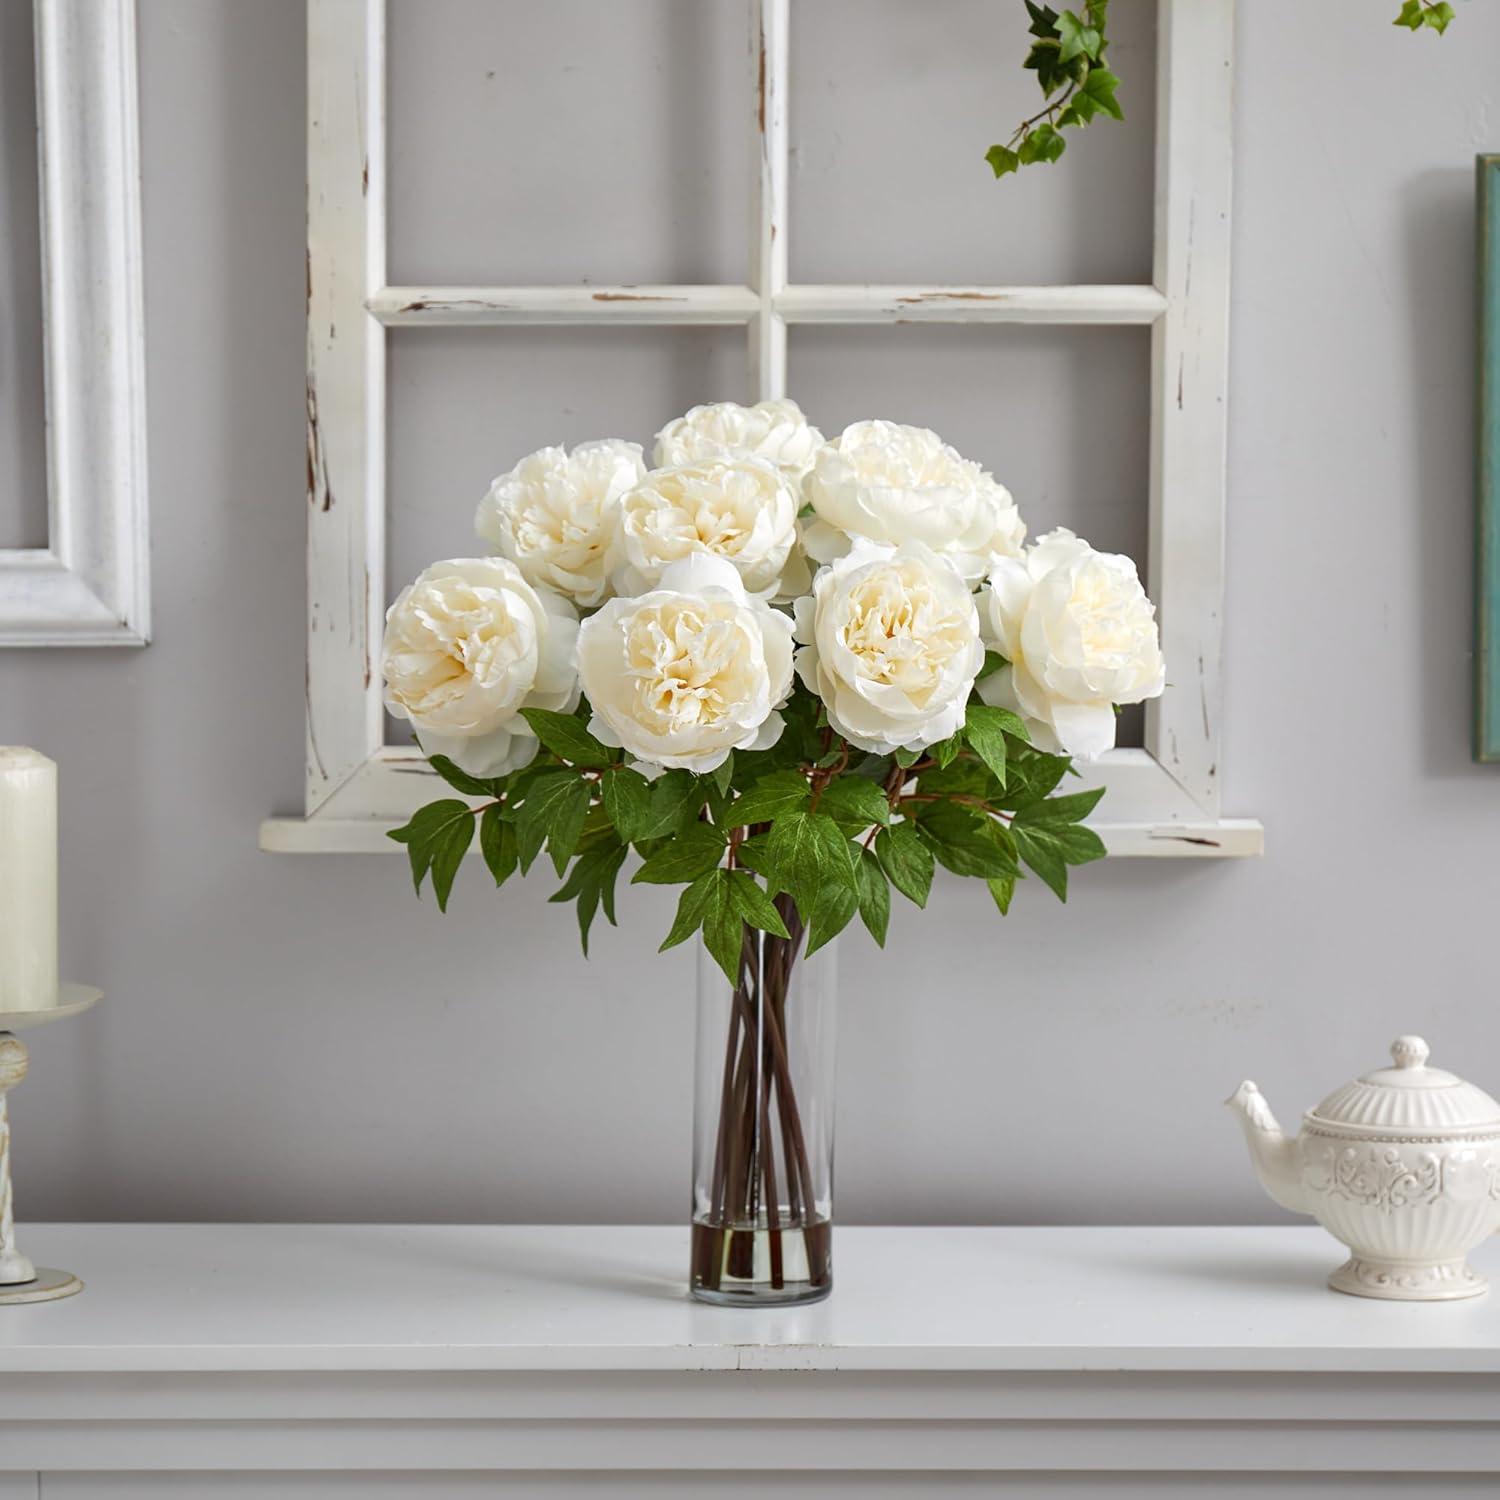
[1228,1035,1500,1300]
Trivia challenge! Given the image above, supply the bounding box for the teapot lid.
[1308,1036,1500,1132]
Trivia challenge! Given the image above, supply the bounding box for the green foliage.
[992,0,1453,183]
[389,679,1112,976]
[1393,0,1455,33]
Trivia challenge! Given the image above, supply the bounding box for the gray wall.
[1,0,1496,1225]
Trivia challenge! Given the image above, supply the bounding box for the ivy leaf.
[519,708,615,770]
[1025,0,1060,38]
[601,766,653,843]
[854,847,891,947]
[818,776,891,832]
[1079,67,1124,121]
[632,823,727,884]
[1055,10,1101,63]
[724,870,790,939]
[874,822,935,909]
[725,770,811,827]
[1018,123,1067,165]
[479,805,518,887]
[986,144,1021,179]
[1394,0,1425,25]
[1426,1,1455,32]
[387,799,473,912]
[427,755,501,798]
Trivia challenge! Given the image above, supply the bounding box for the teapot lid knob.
[1391,1035,1430,1070]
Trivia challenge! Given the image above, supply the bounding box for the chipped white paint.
[305,0,385,813]
[776,284,1169,325]
[0,0,149,647]
[371,285,762,326]
[272,0,1257,856]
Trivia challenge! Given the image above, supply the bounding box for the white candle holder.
[0,983,101,1305]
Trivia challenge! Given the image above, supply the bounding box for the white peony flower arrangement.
[385,396,1165,1305]
[385,396,1165,960]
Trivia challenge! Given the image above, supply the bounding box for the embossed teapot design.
[1227,1036,1500,1300]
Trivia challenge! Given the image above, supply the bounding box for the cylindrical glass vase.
[689,904,836,1306]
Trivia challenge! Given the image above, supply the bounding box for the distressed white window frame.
[0,0,149,647]
[263,0,1262,857]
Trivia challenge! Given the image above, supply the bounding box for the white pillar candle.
[0,749,58,1012]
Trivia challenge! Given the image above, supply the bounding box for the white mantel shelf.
[5,1224,1500,1493]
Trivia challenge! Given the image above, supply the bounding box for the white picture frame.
[264,0,1261,858]
[0,0,149,648]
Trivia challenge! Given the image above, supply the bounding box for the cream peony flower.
[382,558,579,778]
[614,457,800,599]
[803,420,1025,581]
[653,398,825,480]
[979,528,1165,759]
[476,440,646,608]
[577,553,795,774]
[794,539,984,755]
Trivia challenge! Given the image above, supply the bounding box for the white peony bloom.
[382,558,579,778]
[794,539,984,755]
[577,553,795,775]
[653,398,825,480]
[803,419,1025,582]
[614,457,800,599]
[979,528,1165,760]
[476,440,646,608]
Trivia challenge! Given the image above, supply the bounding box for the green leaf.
[894,746,922,769]
[987,872,1017,915]
[427,755,500,798]
[1013,786,1106,826]
[724,870,790,939]
[660,871,719,953]
[1394,0,1424,25]
[519,708,615,769]
[1000,750,1071,810]
[978,649,1007,681]
[817,776,891,831]
[601,766,653,843]
[762,810,856,905]
[479,805,518,887]
[1055,10,1101,62]
[1426,1,1455,32]
[931,733,963,770]
[1018,122,1067,165]
[964,704,1024,787]
[854,847,890,947]
[1079,66,1124,120]
[805,879,857,957]
[1025,0,1060,38]
[986,144,1021,179]
[711,753,735,797]
[916,803,1018,880]
[632,822,728,884]
[512,771,592,876]
[387,799,475,911]
[641,769,705,838]
[874,822,935,909]
[549,838,628,955]
[1011,821,1106,902]
[725,770,810,827]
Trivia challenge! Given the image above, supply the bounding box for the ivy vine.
[988,0,1456,182]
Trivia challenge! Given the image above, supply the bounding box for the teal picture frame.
[1479,155,1500,761]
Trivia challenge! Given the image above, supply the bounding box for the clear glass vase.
[689,902,836,1306]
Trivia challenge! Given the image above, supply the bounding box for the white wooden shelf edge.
[258,815,1264,857]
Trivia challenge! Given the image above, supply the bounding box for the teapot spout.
[1225,1080,1307,1215]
